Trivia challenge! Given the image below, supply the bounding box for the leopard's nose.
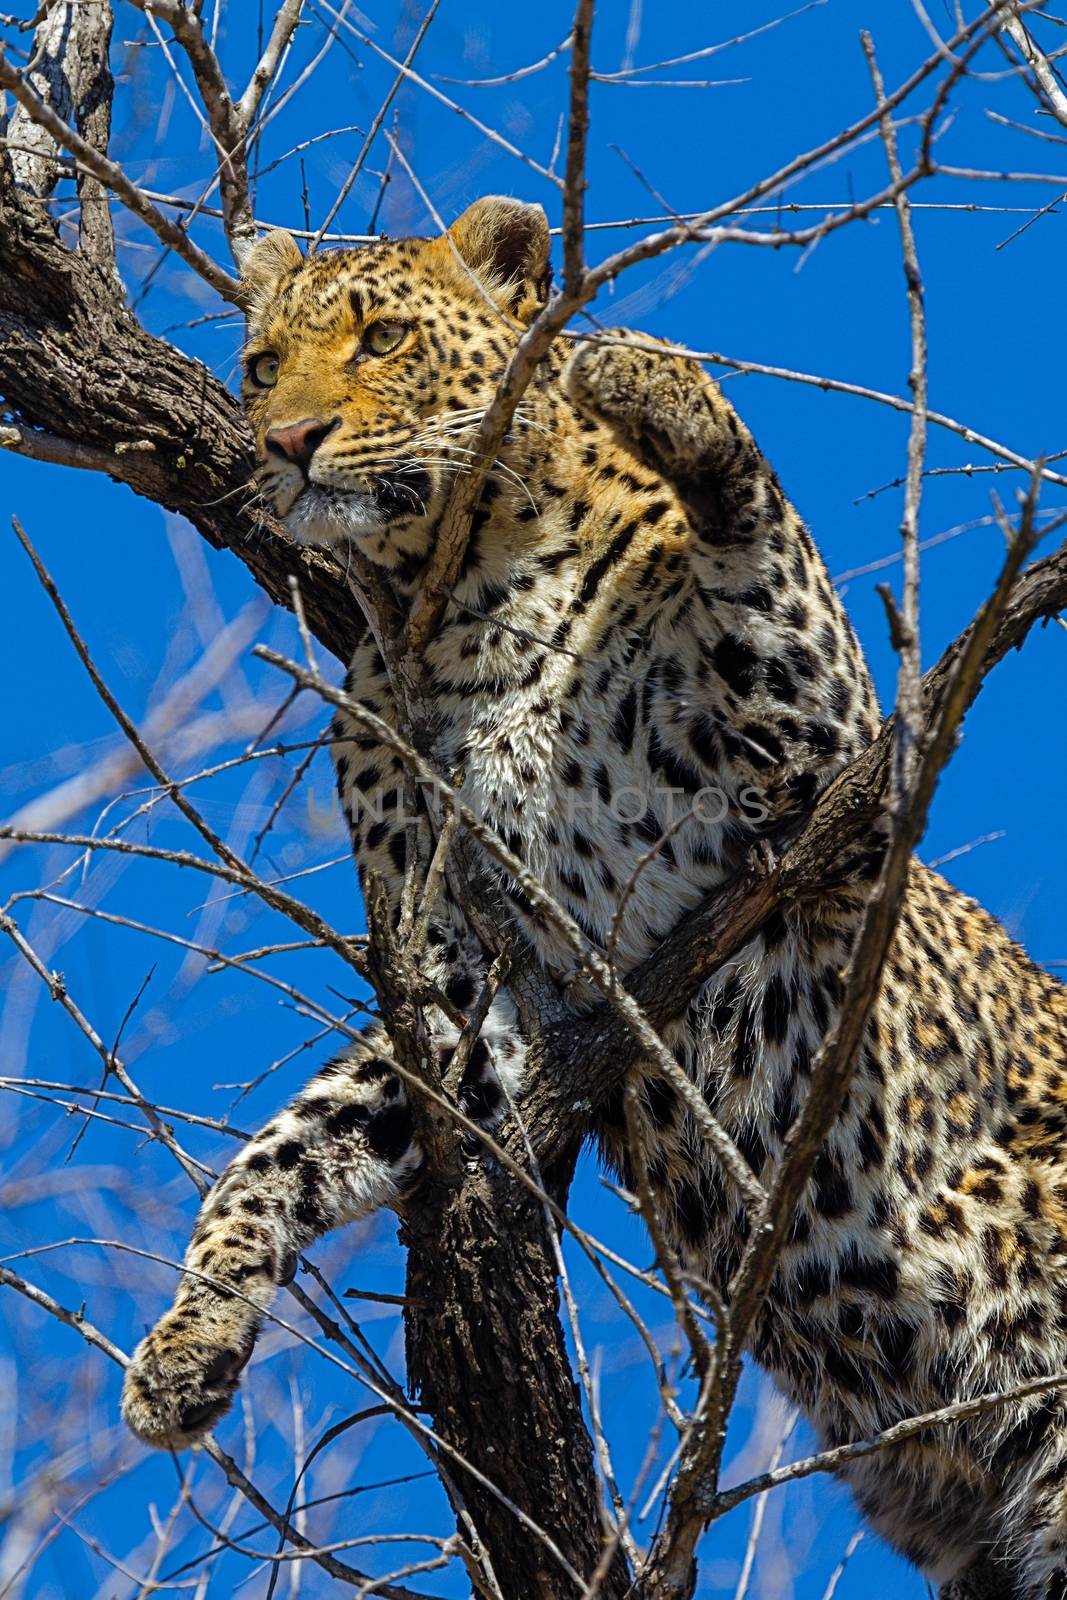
[265,416,337,472]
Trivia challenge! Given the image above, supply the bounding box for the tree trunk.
[404,1152,633,1599]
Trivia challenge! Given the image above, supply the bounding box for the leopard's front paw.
[563,328,665,423]
[563,329,711,467]
[122,1307,256,1450]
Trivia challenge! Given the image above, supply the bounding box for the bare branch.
[1002,2,1067,128]
[0,420,124,473]
[9,516,362,970]
[864,29,928,799]
[237,0,306,128]
[317,2,563,190]
[5,0,114,269]
[562,0,593,295]
[126,0,257,265]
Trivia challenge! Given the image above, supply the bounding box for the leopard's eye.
[248,351,279,387]
[362,321,407,357]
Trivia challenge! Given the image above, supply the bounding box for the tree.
[2,2,1066,1596]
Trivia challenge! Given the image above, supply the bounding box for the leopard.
[121,195,1067,1600]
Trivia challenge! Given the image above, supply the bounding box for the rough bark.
[403,1154,632,1600]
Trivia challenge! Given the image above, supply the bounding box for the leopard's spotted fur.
[122,198,1067,1599]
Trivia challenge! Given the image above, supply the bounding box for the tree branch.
[238,0,306,128]
[1002,3,1067,129]
[561,0,594,296]
[126,0,303,267]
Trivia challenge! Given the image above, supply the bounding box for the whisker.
[395,449,539,513]
[407,442,481,460]
[490,462,539,512]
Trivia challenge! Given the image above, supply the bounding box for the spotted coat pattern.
[122,199,1067,1600]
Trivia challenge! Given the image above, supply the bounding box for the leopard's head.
[240,196,552,567]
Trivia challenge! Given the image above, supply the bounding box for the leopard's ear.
[241,229,302,312]
[445,196,552,319]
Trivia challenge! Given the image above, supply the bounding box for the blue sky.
[2,2,1066,1595]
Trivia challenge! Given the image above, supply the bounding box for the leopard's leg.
[121,1037,419,1449]
[122,968,526,1452]
[563,327,883,836]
